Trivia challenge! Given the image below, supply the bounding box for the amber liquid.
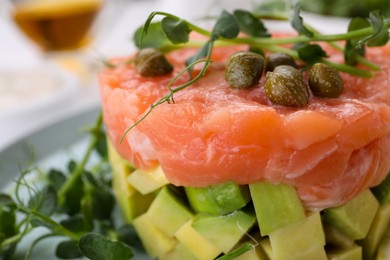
[13,0,103,51]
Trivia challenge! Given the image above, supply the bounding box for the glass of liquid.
[11,0,104,51]
[8,0,121,85]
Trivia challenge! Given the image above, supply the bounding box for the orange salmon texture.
[99,43,390,210]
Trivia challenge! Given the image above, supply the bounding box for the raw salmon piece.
[100,42,390,209]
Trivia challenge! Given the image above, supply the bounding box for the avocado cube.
[109,144,155,222]
[327,246,362,260]
[360,201,390,259]
[323,189,379,240]
[127,165,169,195]
[146,186,193,237]
[233,233,268,260]
[191,209,256,253]
[160,243,198,260]
[377,227,390,260]
[249,181,305,235]
[133,214,177,258]
[259,238,272,259]
[175,220,221,260]
[185,181,250,215]
[324,223,355,249]
[269,212,326,260]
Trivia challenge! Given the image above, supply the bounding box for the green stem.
[120,58,212,142]
[18,206,81,240]
[57,113,103,208]
[355,55,381,70]
[323,60,373,78]
[24,233,58,260]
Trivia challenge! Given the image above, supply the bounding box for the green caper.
[308,63,343,98]
[135,48,173,77]
[265,65,309,107]
[265,53,297,72]
[225,51,264,89]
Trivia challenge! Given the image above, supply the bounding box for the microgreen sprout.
[120,5,389,137]
[0,113,135,260]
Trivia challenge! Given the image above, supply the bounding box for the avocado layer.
[249,181,305,236]
[324,190,379,240]
[107,142,390,260]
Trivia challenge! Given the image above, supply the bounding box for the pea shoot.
[0,114,136,260]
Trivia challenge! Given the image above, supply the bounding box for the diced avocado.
[377,226,390,260]
[323,223,355,249]
[175,219,221,260]
[259,238,272,259]
[371,172,390,204]
[118,188,156,223]
[107,139,135,171]
[233,233,269,260]
[160,243,198,260]
[146,186,193,237]
[185,181,250,215]
[133,214,177,258]
[269,212,326,260]
[108,142,155,222]
[127,165,169,195]
[327,246,362,260]
[359,201,390,259]
[323,189,379,240]
[249,181,305,235]
[191,209,256,253]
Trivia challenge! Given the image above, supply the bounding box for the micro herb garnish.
[0,113,135,260]
[120,5,389,138]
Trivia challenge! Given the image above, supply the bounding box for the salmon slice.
[99,43,390,209]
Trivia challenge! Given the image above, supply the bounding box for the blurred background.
[0,0,389,151]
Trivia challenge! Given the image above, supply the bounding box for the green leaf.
[357,11,389,47]
[83,172,115,220]
[296,43,328,63]
[116,224,143,251]
[212,10,240,39]
[78,233,134,260]
[28,186,57,216]
[345,17,368,65]
[161,17,191,44]
[61,215,89,233]
[133,22,172,51]
[0,194,16,208]
[0,207,17,238]
[68,160,77,172]
[291,2,314,37]
[61,174,84,216]
[48,169,67,191]
[233,10,270,37]
[252,0,291,20]
[185,40,213,70]
[56,240,83,259]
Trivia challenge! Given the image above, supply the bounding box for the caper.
[308,63,343,98]
[225,51,264,89]
[135,48,173,77]
[265,65,309,107]
[265,53,297,72]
